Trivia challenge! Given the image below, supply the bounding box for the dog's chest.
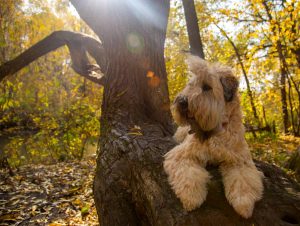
[195,131,238,164]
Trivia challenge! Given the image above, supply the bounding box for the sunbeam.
[127,0,166,30]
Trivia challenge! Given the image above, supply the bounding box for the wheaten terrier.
[164,56,264,218]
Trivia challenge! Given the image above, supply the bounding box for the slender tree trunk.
[280,73,289,134]
[262,0,289,134]
[292,48,300,68]
[262,106,268,127]
[278,42,289,134]
[182,0,205,59]
[287,80,296,135]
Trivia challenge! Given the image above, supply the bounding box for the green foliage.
[209,0,300,135]
[0,0,101,165]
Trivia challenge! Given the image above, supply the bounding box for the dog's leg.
[220,163,264,218]
[164,142,210,211]
[173,126,190,143]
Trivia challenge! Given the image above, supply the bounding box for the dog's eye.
[202,83,212,91]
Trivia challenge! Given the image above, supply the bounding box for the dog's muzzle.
[175,95,189,116]
[174,95,222,142]
[174,95,197,122]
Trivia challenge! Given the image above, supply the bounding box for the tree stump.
[93,123,300,225]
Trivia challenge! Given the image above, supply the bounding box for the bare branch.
[248,44,273,58]
[214,23,260,125]
[229,16,267,23]
[0,30,106,85]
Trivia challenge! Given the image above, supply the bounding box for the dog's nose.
[176,95,188,111]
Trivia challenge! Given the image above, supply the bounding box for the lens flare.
[126,32,144,54]
[147,71,160,87]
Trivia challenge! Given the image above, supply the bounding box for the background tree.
[182,0,205,58]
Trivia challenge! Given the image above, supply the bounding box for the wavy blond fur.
[164,56,264,218]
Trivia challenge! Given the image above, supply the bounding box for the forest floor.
[0,134,299,226]
[0,158,99,226]
[249,134,300,179]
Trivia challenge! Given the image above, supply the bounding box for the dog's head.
[171,56,239,138]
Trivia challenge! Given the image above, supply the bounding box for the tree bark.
[94,121,300,225]
[71,0,173,131]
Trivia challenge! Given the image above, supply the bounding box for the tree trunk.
[67,1,300,225]
[278,44,289,134]
[85,1,174,224]
[262,1,289,134]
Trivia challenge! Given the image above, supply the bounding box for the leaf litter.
[0,158,99,226]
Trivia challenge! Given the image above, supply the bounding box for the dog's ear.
[220,73,239,102]
[186,55,207,75]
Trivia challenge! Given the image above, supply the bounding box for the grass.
[247,132,300,180]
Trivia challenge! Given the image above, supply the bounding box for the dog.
[163,56,264,218]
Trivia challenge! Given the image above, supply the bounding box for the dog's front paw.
[167,164,211,211]
[177,186,208,211]
[221,165,264,218]
[230,196,255,218]
[164,144,211,212]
